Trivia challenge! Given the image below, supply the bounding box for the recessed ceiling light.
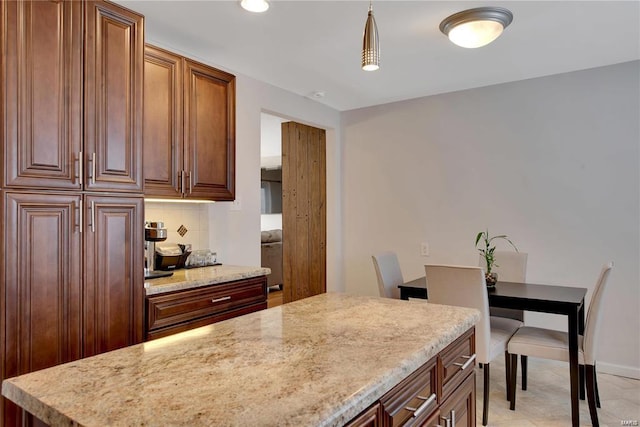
[240,0,269,13]
[440,7,513,48]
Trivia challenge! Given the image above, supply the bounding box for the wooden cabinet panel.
[183,58,235,200]
[143,45,183,197]
[2,0,82,190]
[146,276,267,334]
[84,1,144,192]
[345,403,382,427]
[1,191,82,426]
[439,327,475,402]
[145,276,267,340]
[380,357,437,426]
[83,195,144,356]
[439,372,475,427]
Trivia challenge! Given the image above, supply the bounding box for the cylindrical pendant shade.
[362,9,380,71]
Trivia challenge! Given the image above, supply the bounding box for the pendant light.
[440,7,513,48]
[361,1,380,71]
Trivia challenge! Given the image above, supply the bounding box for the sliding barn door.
[282,122,326,303]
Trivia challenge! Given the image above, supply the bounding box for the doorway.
[259,114,327,304]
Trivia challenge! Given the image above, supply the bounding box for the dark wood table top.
[488,281,587,315]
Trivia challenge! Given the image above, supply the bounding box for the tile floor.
[476,356,640,426]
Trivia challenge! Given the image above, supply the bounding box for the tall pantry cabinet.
[1,1,145,426]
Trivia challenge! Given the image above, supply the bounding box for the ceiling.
[116,1,640,111]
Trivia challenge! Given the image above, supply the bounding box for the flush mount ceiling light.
[361,1,380,71]
[439,7,513,48]
[240,0,269,13]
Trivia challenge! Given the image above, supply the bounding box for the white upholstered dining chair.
[479,251,529,390]
[507,262,613,427]
[371,251,403,299]
[425,264,520,426]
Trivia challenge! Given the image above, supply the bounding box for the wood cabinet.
[145,276,267,340]
[143,44,236,201]
[2,0,143,193]
[347,328,476,427]
[1,191,143,425]
[1,1,145,425]
[83,196,144,356]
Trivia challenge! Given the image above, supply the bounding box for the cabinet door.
[84,1,144,192]
[83,195,144,357]
[439,373,476,427]
[183,58,235,200]
[2,191,82,426]
[2,0,82,190]
[143,45,183,197]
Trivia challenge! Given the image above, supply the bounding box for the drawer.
[438,327,476,402]
[380,356,437,426]
[146,276,267,333]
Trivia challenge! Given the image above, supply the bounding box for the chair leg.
[580,364,586,400]
[509,353,518,410]
[521,355,528,390]
[483,363,490,426]
[594,363,601,408]
[505,351,511,401]
[585,364,600,427]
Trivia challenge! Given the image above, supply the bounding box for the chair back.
[480,251,527,322]
[425,264,491,363]
[371,252,403,299]
[583,262,613,365]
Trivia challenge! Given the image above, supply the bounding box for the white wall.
[342,61,640,377]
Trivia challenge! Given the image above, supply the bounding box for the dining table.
[398,279,588,427]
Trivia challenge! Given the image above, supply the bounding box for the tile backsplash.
[144,201,210,251]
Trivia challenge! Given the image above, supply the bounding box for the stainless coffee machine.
[144,221,172,279]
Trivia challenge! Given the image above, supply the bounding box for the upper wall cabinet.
[143,45,236,201]
[2,0,144,193]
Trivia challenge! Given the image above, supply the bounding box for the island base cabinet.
[346,327,475,427]
[438,373,475,427]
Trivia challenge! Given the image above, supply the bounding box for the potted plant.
[475,229,518,286]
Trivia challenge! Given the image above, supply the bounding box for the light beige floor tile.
[474,357,640,426]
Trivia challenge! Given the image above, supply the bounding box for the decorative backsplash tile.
[145,201,209,251]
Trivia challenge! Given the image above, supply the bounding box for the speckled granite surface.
[144,265,271,295]
[2,293,479,427]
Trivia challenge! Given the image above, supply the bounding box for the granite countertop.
[144,264,271,295]
[2,293,479,427]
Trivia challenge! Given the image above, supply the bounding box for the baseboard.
[598,361,640,379]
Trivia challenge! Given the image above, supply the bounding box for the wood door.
[143,44,183,198]
[2,191,82,426]
[83,195,144,357]
[84,0,144,192]
[2,0,82,190]
[282,122,326,303]
[183,58,235,200]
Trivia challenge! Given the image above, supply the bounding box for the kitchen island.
[2,293,479,426]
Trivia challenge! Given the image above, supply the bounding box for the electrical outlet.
[420,242,430,257]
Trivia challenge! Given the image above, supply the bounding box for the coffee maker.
[144,221,173,279]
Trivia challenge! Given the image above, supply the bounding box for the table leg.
[568,306,580,427]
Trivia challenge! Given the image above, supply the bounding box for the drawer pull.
[453,353,476,370]
[211,296,231,304]
[405,392,436,418]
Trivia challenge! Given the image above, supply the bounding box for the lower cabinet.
[1,191,144,426]
[145,276,268,340]
[347,327,476,427]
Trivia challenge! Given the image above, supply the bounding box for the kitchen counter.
[144,264,271,295]
[2,293,479,427]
